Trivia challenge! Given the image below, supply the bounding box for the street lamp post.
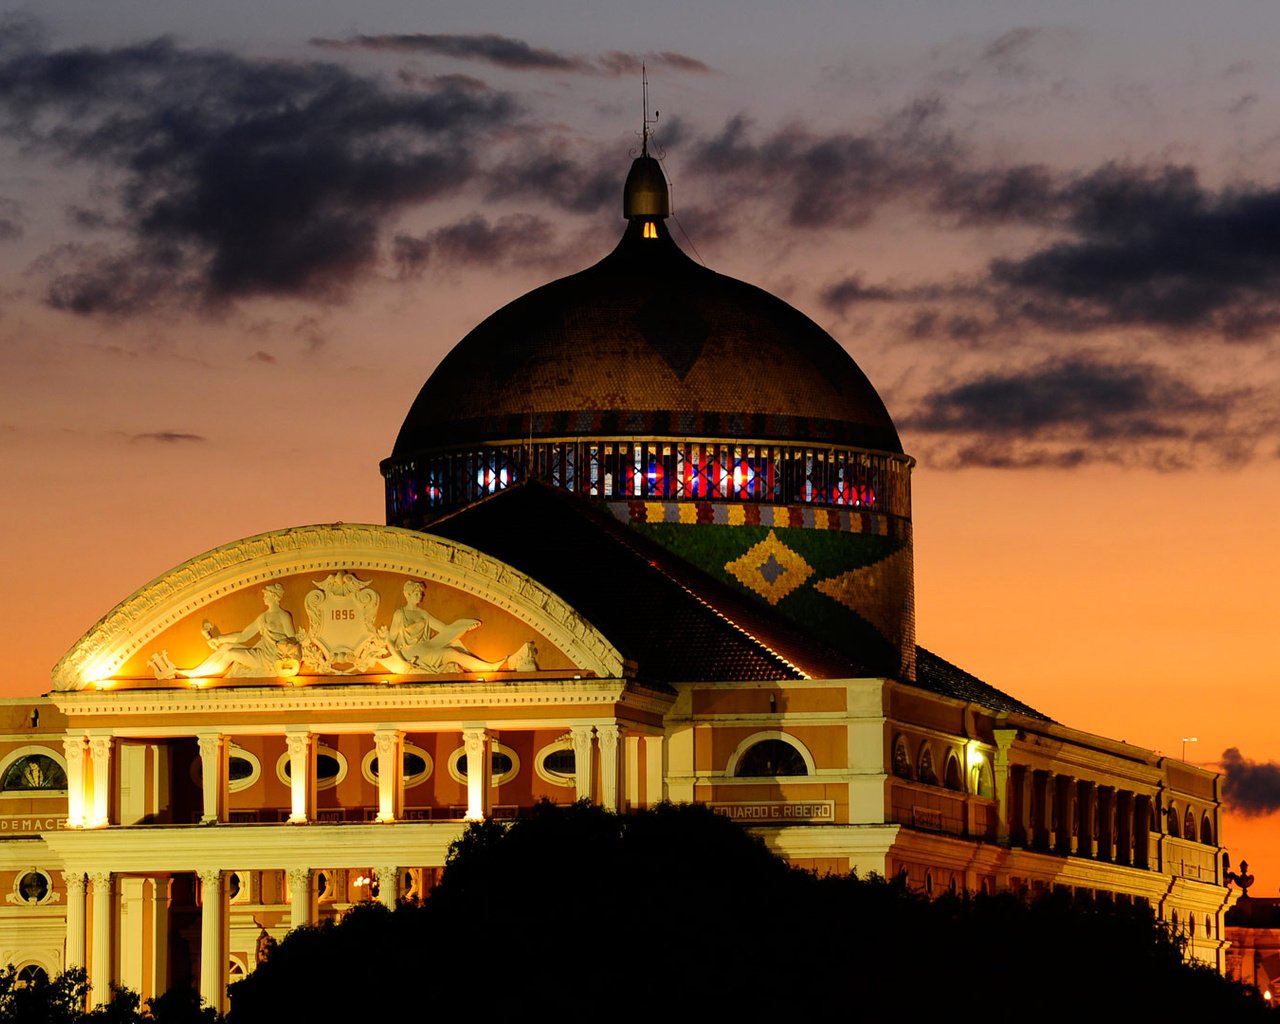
[1181,736,1198,762]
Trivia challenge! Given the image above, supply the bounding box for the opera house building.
[0,151,1234,1011]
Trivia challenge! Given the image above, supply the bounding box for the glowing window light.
[475,463,509,494]
[643,221,658,239]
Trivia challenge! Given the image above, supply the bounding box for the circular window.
[448,743,520,786]
[14,870,52,905]
[534,741,576,788]
[360,745,433,789]
[275,747,347,790]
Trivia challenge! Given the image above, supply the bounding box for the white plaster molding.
[53,524,624,690]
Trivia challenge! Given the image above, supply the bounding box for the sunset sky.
[2,2,1278,881]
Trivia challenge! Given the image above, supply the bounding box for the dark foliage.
[0,965,217,1023]
[225,801,1266,1021]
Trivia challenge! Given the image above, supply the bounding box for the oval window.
[276,748,347,790]
[535,743,576,788]
[448,743,519,786]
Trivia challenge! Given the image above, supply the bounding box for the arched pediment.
[53,524,624,691]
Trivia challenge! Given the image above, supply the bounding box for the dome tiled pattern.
[388,219,902,456]
[384,162,916,679]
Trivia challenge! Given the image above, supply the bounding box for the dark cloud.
[0,196,20,240]
[819,275,895,312]
[311,34,712,77]
[1222,748,1280,817]
[0,32,517,313]
[485,146,619,215]
[686,101,958,229]
[902,357,1244,469]
[398,213,566,272]
[131,431,206,443]
[990,164,1280,336]
[312,33,582,71]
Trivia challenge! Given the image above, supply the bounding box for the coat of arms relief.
[148,572,538,680]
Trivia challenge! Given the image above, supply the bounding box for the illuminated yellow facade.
[0,155,1236,1011]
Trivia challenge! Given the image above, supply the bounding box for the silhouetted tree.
[227,802,1269,1022]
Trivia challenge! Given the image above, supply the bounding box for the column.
[88,735,113,828]
[1054,775,1075,855]
[1030,771,1050,851]
[1007,766,1028,846]
[570,725,595,804]
[597,723,623,813]
[146,878,170,1001]
[374,866,398,910]
[373,729,404,823]
[287,868,314,931]
[63,871,86,970]
[1134,795,1153,869]
[993,729,1017,844]
[625,734,641,811]
[197,869,226,1014]
[1097,786,1115,862]
[1115,790,1134,867]
[1076,781,1096,859]
[285,731,314,824]
[462,728,492,821]
[89,871,113,1006]
[643,736,664,807]
[197,733,228,825]
[62,735,88,828]
[119,877,146,996]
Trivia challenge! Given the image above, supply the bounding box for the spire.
[623,63,670,220]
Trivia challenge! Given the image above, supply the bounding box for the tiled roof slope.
[427,482,862,683]
[914,648,1052,722]
[427,481,1052,722]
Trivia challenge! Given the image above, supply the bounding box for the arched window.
[1166,805,1181,838]
[735,739,807,777]
[917,745,937,786]
[969,757,994,799]
[943,753,963,792]
[1200,814,1214,846]
[1184,807,1196,841]
[16,964,48,988]
[892,736,912,780]
[0,750,67,793]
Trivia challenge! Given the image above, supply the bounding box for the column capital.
[88,870,112,890]
[88,735,113,759]
[374,729,403,755]
[285,867,311,888]
[462,727,493,756]
[596,723,624,743]
[196,733,224,756]
[285,731,313,757]
[197,868,223,889]
[61,870,86,896]
[62,734,87,758]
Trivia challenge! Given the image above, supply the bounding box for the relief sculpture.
[149,584,301,679]
[149,574,538,679]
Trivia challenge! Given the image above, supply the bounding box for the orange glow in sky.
[2,3,1278,886]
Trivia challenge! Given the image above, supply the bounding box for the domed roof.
[388,183,901,462]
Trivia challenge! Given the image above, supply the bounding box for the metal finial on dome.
[624,64,670,219]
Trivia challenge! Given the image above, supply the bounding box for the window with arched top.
[917,745,937,786]
[943,753,962,792]
[16,964,48,988]
[892,736,912,780]
[0,748,67,793]
[735,739,808,777]
[969,757,994,799]
[1200,814,1214,846]
[1184,807,1196,841]
[1166,805,1181,838]
[726,732,815,778]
